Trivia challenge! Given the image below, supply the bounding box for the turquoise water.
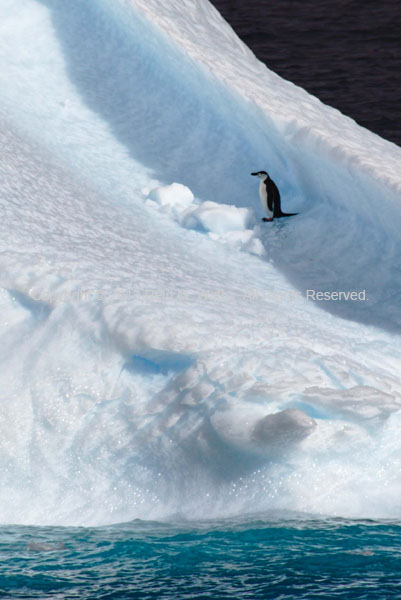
[2,516,401,599]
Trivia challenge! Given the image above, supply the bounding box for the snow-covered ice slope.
[0,0,401,526]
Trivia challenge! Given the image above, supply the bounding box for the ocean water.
[210,0,401,147]
[2,517,401,599]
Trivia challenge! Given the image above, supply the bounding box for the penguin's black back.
[266,176,297,218]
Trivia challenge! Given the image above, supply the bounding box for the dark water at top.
[2,517,401,599]
[210,0,401,147]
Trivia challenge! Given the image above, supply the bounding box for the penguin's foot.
[262,217,273,222]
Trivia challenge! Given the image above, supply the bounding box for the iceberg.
[0,0,400,526]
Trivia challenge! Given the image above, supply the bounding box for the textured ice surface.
[148,183,195,210]
[182,200,254,233]
[0,0,400,525]
[147,184,263,254]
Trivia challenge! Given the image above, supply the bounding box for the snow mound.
[148,182,194,209]
[182,200,255,234]
[147,183,265,256]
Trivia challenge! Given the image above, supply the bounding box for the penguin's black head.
[251,171,269,179]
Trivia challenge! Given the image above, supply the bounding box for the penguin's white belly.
[259,181,273,217]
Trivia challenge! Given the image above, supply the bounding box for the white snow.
[147,184,263,254]
[0,0,400,526]
[182,200,255,234]
[148,183,195,210]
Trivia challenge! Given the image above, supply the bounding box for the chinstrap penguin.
[251,171,297,221]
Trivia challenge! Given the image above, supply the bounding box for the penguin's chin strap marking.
[262,217,273,222]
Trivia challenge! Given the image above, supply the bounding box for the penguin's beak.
[251,172,258,176]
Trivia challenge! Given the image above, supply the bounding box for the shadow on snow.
[35,0,401,335]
